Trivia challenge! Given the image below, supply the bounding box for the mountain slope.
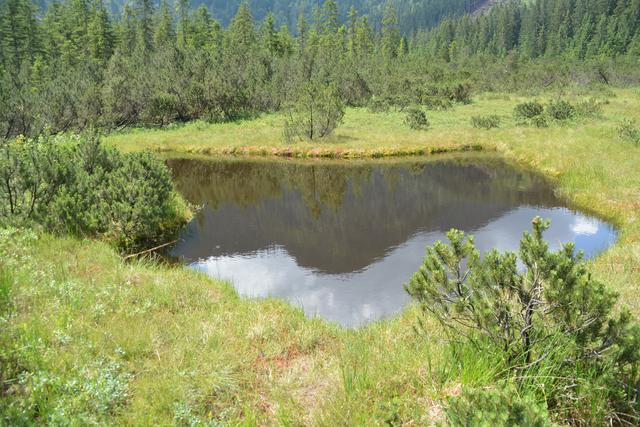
[422,0,640,59]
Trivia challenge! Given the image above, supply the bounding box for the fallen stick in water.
[123,239,178,261]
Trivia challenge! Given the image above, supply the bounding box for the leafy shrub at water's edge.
[406,218,640,424]
[0,133,188,251]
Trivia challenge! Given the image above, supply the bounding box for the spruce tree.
[135,0,154,55]
[176,0,189,48]
[381,1,399,59]
[153,0,174,49]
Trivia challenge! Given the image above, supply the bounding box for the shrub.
[281,119,296,144]
[406,218,640,424]
[530,114,549,128]
[618,119,640,146]
[451,83,472,104]
[148,94,179,126]
[547,99,575,121]
[423,83,471,107]
[575,98,604,119]
[422,96,453,111]
[445,387,552,427]
[284,81,345,141]
[404,107,429,130]
[471,114,501,129]
[367,96,392,113]
[514,101,544,120]
[514,101,550,127]
[0,133,187,251]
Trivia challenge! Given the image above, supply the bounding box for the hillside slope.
[422,0,640,59]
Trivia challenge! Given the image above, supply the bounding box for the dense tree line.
[421,0,640,60]
[36,0,485,34]
[1,0,639,138]
[0,0,472,137]
[186,0,488,35]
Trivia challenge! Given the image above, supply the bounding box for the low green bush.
[451,83,473,104]
[422,83,472,106]
[444,386,552,427]
[530,114,549,128]
[422,95,453,111]
[514,101,556,127]
[404,107,429,130]
[547,99,576,121]
[471,114,501,129]
[618,119,640,146]
[0,133,188,251]
[514,101,544,120]
[367,96,393,113]
[406,218,640,424]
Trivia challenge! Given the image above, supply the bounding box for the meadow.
[2,88,639,425]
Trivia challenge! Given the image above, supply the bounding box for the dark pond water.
[167,156,617,327]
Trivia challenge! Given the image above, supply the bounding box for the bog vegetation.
[618,119,640,145]
[1,0,640,425]
[283,81,345,141]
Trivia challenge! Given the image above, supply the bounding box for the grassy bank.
[2,89,639,424]
[106,100,506,158]
[1,228,462,425]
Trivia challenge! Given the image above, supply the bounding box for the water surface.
[168,156,616,327]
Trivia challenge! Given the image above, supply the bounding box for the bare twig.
[123,239,178,261]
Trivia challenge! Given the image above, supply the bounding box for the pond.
[167,155,617,327]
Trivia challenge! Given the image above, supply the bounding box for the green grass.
[105,101,506,157]
[0,228,456,425]
[2,89,640,424]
